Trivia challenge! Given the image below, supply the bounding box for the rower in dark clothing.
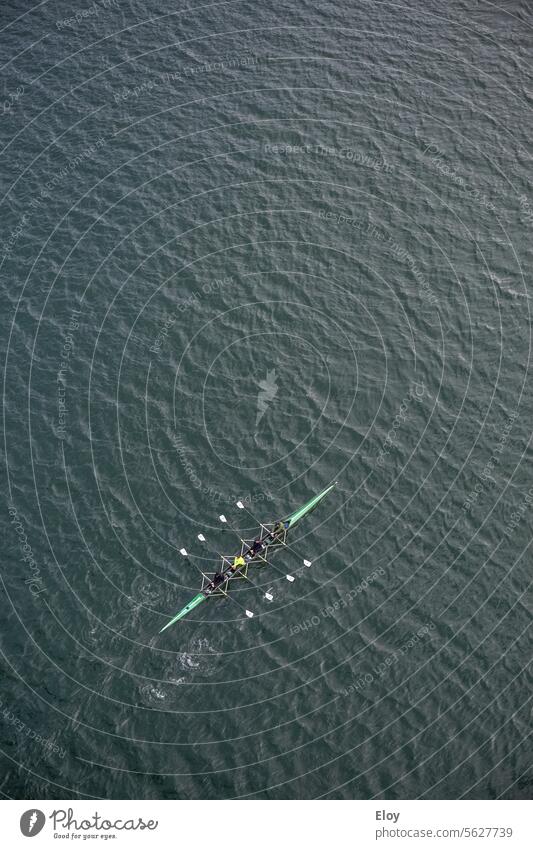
[212,571,225,588]
[249,538,263,556]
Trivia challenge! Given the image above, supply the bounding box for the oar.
[178,546,213,586]
[218,585,255,619]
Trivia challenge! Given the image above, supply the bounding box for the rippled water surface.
[1,0,532,799]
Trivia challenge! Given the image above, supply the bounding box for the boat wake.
[176,637,218,677]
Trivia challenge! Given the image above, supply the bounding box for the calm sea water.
[1,0,532,799]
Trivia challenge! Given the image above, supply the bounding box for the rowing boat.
[159,482,336,631]
[159,483,336,632]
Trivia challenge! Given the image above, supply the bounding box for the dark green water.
[1,0,532,799]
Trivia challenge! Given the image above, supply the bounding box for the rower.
[249,538,263,556]
[231,555,246,570]
[213,571,225,587]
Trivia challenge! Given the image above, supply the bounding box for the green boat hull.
[284,482,337,528]
[159,482,336,632]
[159,592,206,632]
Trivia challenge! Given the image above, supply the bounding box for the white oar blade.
[245,610,254,618]
[180,548,188,556]
[219,515,227,523]
[197,533,206,542]
[303,559,312,567]
[265,592,273,601]
[236,501,245,509]
[286,574,295,582]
